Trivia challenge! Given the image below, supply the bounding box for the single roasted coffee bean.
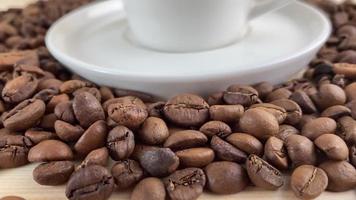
[223,84,259,106]
[315,134,349,161]
[2,73,38,103]
[210,136,247,163]
[301,117,337,140]
[73,87,101,102]
[271,99,302,125]
[3,99,45,131]
[333,63,356,79]
[319,160,356,192]
[24,130,56,144]
[54,120,84,142]
[345,82,356,101]
[321,105,351,119]
[277,125,299,141]
[111,159,143,190]
[59,80,91,94]
[99,87,114,102]
[131,177,166,200]
[246,154,284,190]
[108,96,148,129]
[265,88,292,102]
[146,101,165,118]
[205,161,248,194]
[290,90,317,114]
[164,93,209,127]
[54,101,76,124]
[46,94,70,113]
[163,168,206,200]
[138,117,169,145]
[65,165,115,200]
[74,120,108,156]
[250,103,287,124]
[311,84,346,110]
[199,120,232,138]
[78,147,109,169]
[239,108,279,140]
[285,135,317,167]
[253,81,273,100]
[33,161,74,185]
[226,133,263,156]
[290,165,328,199]
[139,147,179,177]
[175,147,215,168]
[73,92,105,128]
[28,140,73,162]
[337,116,356,144]
[0,135,32,168]
[264,137,288,170]
[209,105,244,123]
[106,125,135,161]
[164,130,208,150]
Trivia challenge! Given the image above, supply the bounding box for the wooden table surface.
[0,0,355,199]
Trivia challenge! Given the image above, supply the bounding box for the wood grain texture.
[0,0,355,200]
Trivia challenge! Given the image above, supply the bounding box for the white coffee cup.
[123,0,295,53]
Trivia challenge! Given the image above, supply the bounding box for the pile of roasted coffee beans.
[0,0,356,200]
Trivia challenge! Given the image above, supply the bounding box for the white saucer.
[46,0,331,99]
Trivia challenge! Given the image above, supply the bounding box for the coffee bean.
[2,74,37,103]
[33,161,74,185]
[345,82,356,101]
[163,168,206,200]
[271,99,302,125]
[210,135,247,163]
[54,120,84,142]
[107,96,148,129]
[139,147,179,177]
[74,120,108,156]
[277,125,299,141]
[264,137,288,170]
[315,134,349,161]
[319,161,356,192]
[311,84,346,110]
[0,51,38,69]
[223,84,259,106]
[346,100,356,119]
[73,87,101,102]
[59,80,91,94]
[65,165,115,200]
[138,117,169,145]
[33,88,58,102]
[199,120,232,138]
[290,165,328,199]
[38,78,63,91]
[333,63,356,78]
[205,161,248,194]
[175,147,215,168]
[3,99,45,131]
[285,135,317,167]
[146,101,165,118]
[250,103,287,124]
[24,129,56,144]
[239,108,279,140]
[226,133,263,156]
[301,117,337,140]
[73,92,105,128]
[39,113,57,130]
[28,140,73,162]
[209,105,244,123]
[337,116,356,144]
[114,88,156,103]
[106,125,135,161]
[321,105,351,119]
[290,90,317,114]
[0,135,32,168]
[246,154,284,190]
[46,94,70,113]
[266,88,292,102]
[298,114,318,130]
[111,159,143,190]
[77,147,109,169]
[253,81,273,100]
[54,101,76,124]
[164,130,208,150]
[131,177,166,200]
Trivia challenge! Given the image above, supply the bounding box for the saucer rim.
[45,0,331,82]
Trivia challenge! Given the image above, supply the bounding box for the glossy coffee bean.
[163,168,206,200]
[291,165,328,199]
[209,105,244,123]
[175,147,215,168]
[0,135,32,168]
[319,161,356,192]
[223,84,259,106]
[74,120,108,156]
[131,177,166,200]
[138,117,169,145]
[24,130,56,144]
[73,92,105,128]
[33,161,74,185]
[315,134,349,161]
[276,125,299,141]
[290,90,317,114]
[54,101,76,124]
[54,120,84,142]
[239,108,279,140]
[78,147,109,169]
[164,93,209,127]
[205,161,248,194]
[65,165,115,200]
[271,99,302,125]
[253,81,273,100]
[2,73,38,103]
[246,154,284,190]
[164,130,208,150]
[226,133,263,156]
[210,135,247,163]
[199,121,231,138]
[311,84,346,110]
[301,117,337,140]
[250,103,287,124]
[106,125,135,160]
[139,147,179,177]
[28,140,73,162]
[285,135,317,168]
[264,137,288,170]
[111,159,143,190]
